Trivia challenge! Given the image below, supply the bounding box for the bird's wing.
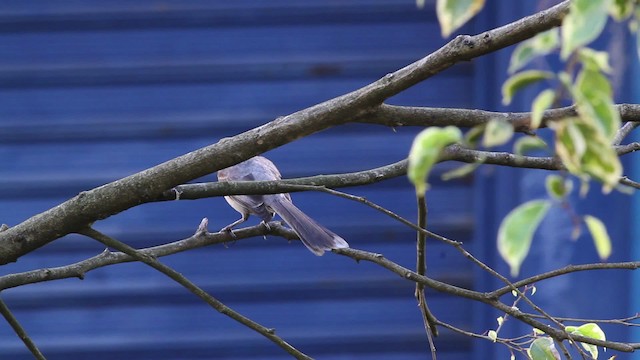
[222,172,273,221]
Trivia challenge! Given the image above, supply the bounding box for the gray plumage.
[217,156,349,256]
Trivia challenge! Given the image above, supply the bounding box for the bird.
[217,156,349,256]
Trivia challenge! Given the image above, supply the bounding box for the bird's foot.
[220,226,238,239]
[260,221,271,240]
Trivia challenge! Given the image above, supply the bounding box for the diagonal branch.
[77,225,312,360]
[0,297,45,360]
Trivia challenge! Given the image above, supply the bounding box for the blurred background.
[0,1,637,359]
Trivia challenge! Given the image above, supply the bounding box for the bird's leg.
[259,220,272,240]
[220,213,249,238]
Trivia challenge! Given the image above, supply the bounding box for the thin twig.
[0,221,274,291]
[77,226,312,360]
[277,184,564,332]
[492,261,640,298]
[415,194,438,357]
[332,247,638,353]
[613,121,640,145]
[435,320,530,357]
[0,296,46,360]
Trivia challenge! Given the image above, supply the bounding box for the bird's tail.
[268,196,349,256]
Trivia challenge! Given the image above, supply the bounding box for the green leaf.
[464,124,486,148]
[609,0,635,20]
[551,118,622,193]
[584,215,612,260]
[552,119,587,175]
[528,337,561,360]
[436,0,486,37]
[558,71,574,93]
[579,48,613,73]
[579,126,622,193]
[514,136,548,156]
[408,126,463,196]
[567,323,606,359]
[502,71,554,106]
[441,160,483,181]
[533,328,545,335]
[531,89,556,129]
[561,0,611,59]
[545,175,573,200]
[576,66,613,97]
[498,200,551,277]
[509,29,560,74]
[575,67,620,140]
[482,119,514,148]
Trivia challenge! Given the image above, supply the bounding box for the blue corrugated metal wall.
[2,1,637,359]
[0,1,478,359]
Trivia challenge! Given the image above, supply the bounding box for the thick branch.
[363,103,640,133]
[0,0,571,264]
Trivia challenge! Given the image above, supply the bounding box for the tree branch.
[332,248,638,353]
[614,121,640,145]
[77,225,312,360]
[362,103,640,133]
[2,218,639,354]
[415,194,439,355]
[157,159,408,201]
[158,139,640,211]
[0,220,285,291]
[491,262,640,298]
[0,297,45,360]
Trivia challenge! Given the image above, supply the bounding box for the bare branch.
[491,261,640,298]
[620,176,640,189]
[526,313,640,327]
[616,142,640,156]
[415,194,439,354]
[364,103,576,131]
[77,226,312,360]
[0,297,45,360]
[0,222,284,291]
[614,121,640,145]
[3,218,639,354]
[441,145,561,170]
[363,103,640,133]
[157,159,408,201]
[332,247,637,353]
